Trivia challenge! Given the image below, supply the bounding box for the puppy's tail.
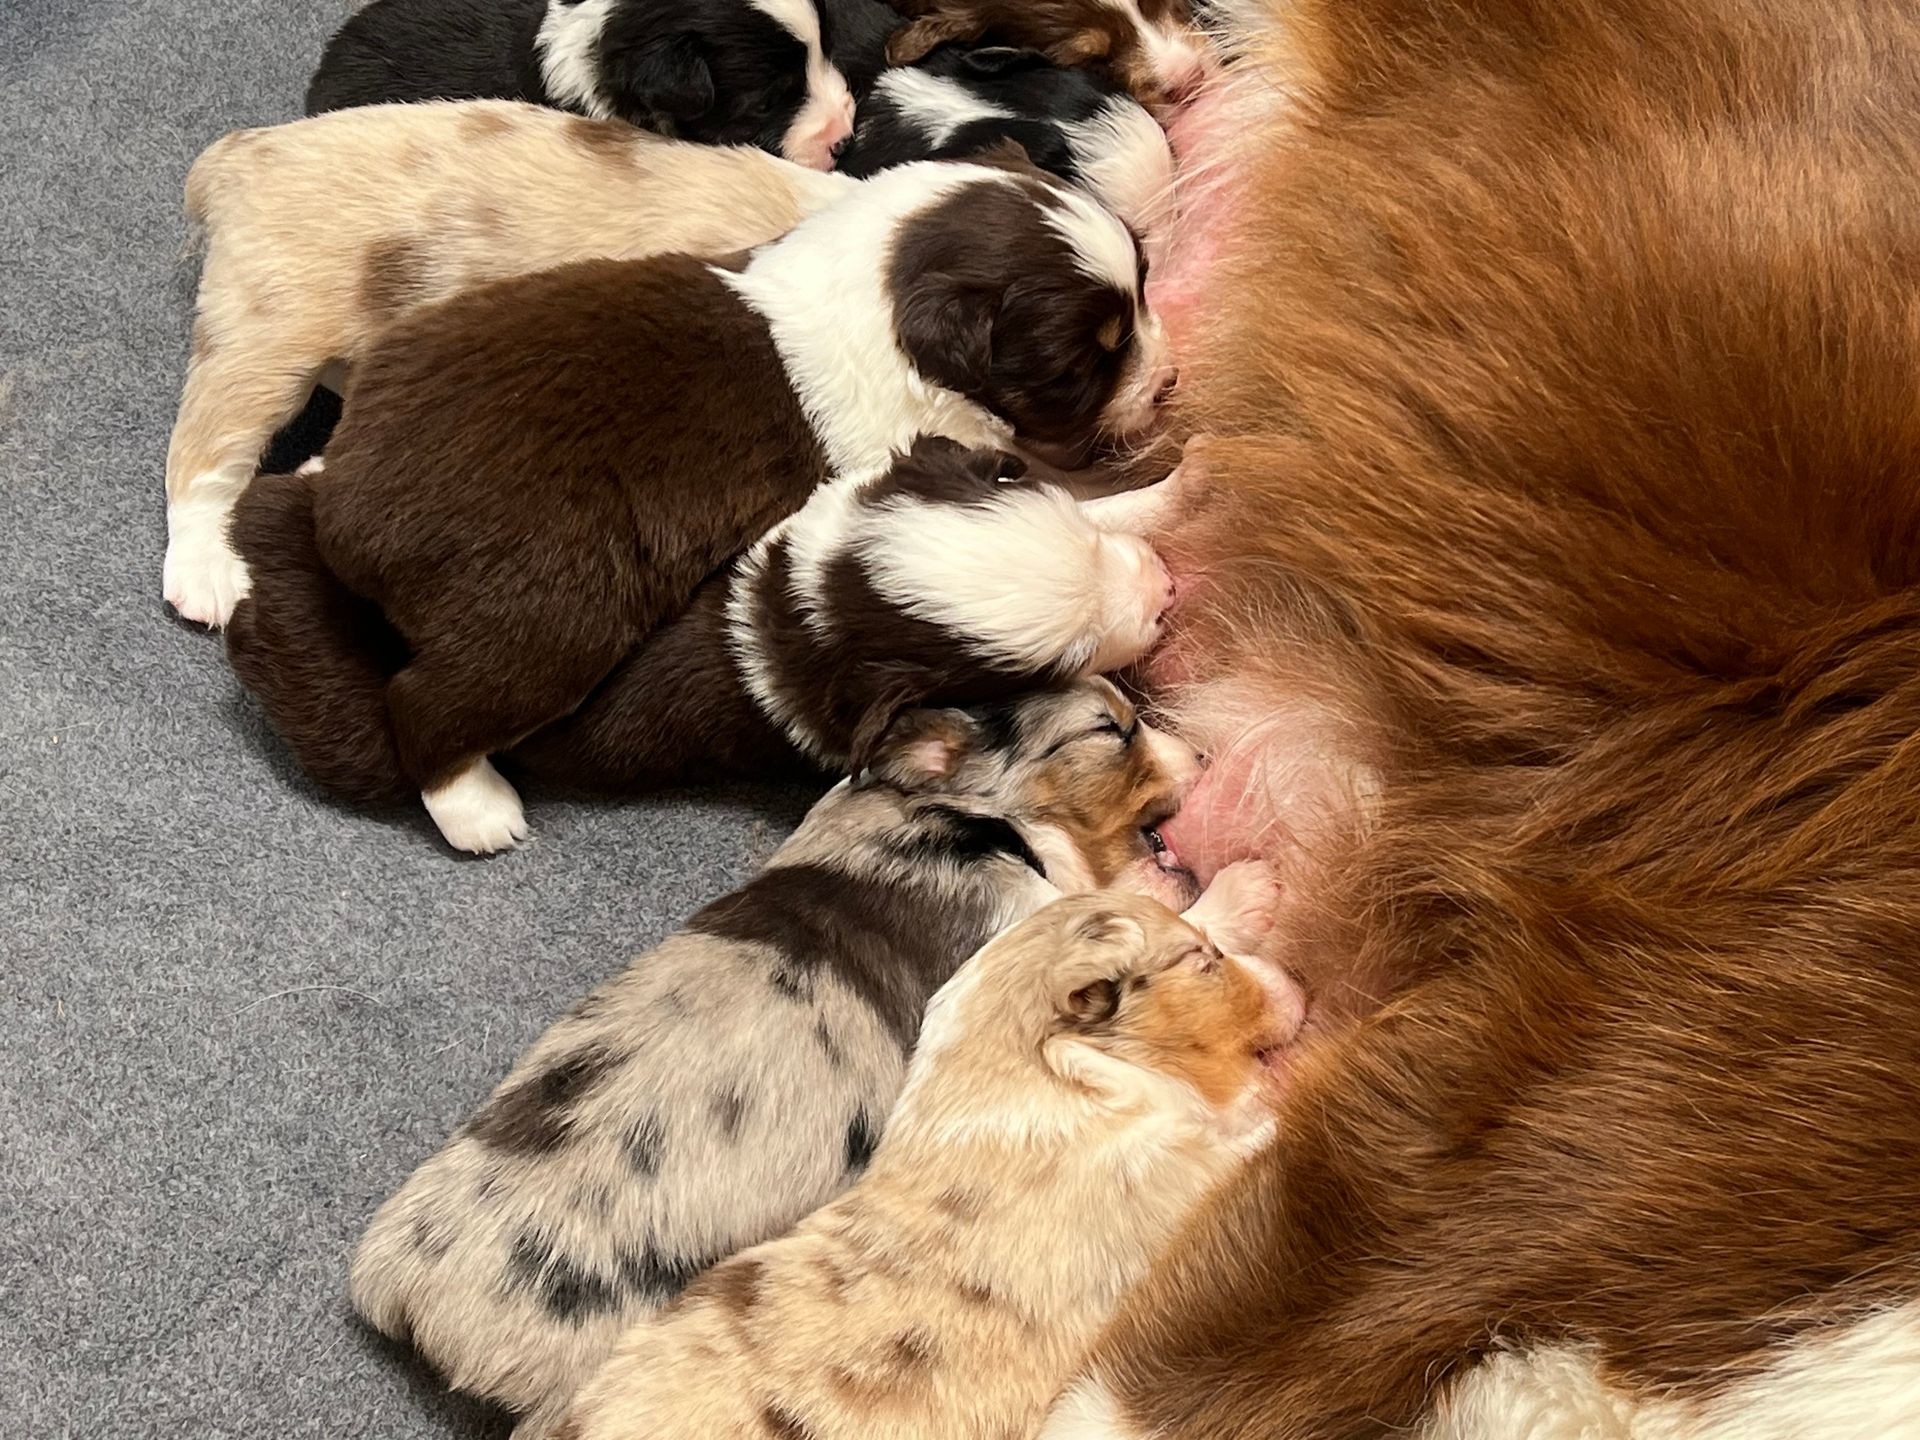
[225,470,413,804]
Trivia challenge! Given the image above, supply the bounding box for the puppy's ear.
[1062,976,1121,1027]
[886,13,975,65]
[1056,28,1115,63]
[855,706,978,792]
[897,275,997,396]
[603,33,715,123]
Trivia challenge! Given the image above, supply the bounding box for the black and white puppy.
[305,0,855,169]
[837,44,1175,263]
[350,677,1203,1434]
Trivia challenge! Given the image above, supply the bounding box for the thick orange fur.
[1072,0,1920,1433]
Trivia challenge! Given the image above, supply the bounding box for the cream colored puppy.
[545,866,1302,1440]
[166,98,855,627]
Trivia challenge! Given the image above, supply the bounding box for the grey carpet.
[3,3,815,1433]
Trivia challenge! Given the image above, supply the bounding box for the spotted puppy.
[223,158,1175,853]
[548,875,1301,1440]
[166,100,856,626]
[884,0,1216,110]
[837,45,1175,264]
[350,677,1203,1432]
[306,0,855,168]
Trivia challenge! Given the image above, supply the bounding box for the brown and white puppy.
[1037,0,1920,1436]
[545,875,1300,1440]
[223,157,1172,855]
[883,0,1215,110]
[350,678,1203,1434]
[166,99,857,627]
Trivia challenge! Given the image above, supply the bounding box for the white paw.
[1183,858,1281,955]
[164,484,253,628]
[1040,1377,1150,1440]
[422,759,529,855]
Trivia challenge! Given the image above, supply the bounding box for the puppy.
[349,677,1205,1432]
[222,159,1175,854]
[837,46,1176,264]
[883,0,1215,110]
[166,100,856,626]
[545,876,1300,1440]
[305,0,855,168]
[502,435,1186,787]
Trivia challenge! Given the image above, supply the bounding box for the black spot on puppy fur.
[623,1113,666,1177]
[507,1231,622,1324]
[712,1087,750,1139]
[619,1246,704,1303]
[845,1110,878,1174]
[891,805,1046,875]
[469,1047,624,1155]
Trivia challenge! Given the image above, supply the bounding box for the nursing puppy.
[547,879,1300,1440]
[837,46,1175,264]
[884,0,1215,109]
[350,678,1206,1432]
[166,100,856,626]
[223,159,1173,853]
[305,0,854,168]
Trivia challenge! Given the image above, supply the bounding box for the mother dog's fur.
[1051,0,1920,1435]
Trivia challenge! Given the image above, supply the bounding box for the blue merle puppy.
[349,675,1201,1431]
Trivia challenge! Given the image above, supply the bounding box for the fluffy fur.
[836,45,1176,264]
[350,679,1205,1432]
[165,99,855,626]
[223,161,1174,853]
[305,0,855,169]
[883,0,1214,110]
[1041,0,1920,1434]
[547,875,1300,1440]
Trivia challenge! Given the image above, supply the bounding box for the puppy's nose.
[1158,51,1211,106]
[1152,367,1180,406]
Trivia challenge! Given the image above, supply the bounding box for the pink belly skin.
[1157,750,1264,887]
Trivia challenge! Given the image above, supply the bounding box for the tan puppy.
[546,868,1302,1440]
[166,98,855,627]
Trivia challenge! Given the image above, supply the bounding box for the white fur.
[858,486,1134,673]
[876,67,1014,147]
[1066,96,1178,268]
[535,0,616,116]
[718,163,1017,472]
[163,471,254,626]
[1042,184,1144,293]
[1423,1304,1920,1440]
[1040,1377,1155,1440]
[751,0,856,168]
[421,759,528,855]
[1101,0,1214,97]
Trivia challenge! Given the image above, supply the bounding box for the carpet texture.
[2,3,814,1433]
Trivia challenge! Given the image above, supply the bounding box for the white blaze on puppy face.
[751,0,856,168]
[1041,187,1175,440]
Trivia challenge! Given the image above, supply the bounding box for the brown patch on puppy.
[1028,688,1188,888]
[467,1047,624,1155]
[359,238,425,316]
[566,114,645,162]
[459,107,515,141]
[690,1258,765,1319]
[760,1404,814,1439]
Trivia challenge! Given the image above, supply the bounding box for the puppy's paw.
[163,496,252,627]
[1183,858,1280,956]
[423,759,529,855]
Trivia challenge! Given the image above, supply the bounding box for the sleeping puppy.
[545,876,1300,1440]
[229,436,1183,810]
[221,159,1174,854]
[836,46,1175,264]
[166,100,856,626]
[305,0,855,168]
[883,0,1216,110]
[349,677,1206,1432]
